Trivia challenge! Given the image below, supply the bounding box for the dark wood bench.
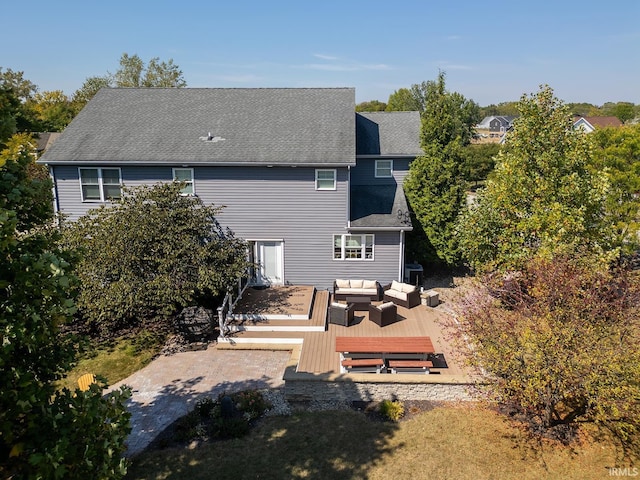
[341,358,386,374]
[388,360,433,374]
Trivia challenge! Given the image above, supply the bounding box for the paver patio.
[107,349,290,457]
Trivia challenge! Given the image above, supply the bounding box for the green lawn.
[126,404,631,480]
[57,335,162,392]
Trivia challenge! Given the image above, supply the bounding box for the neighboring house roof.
[39,87,356,166]
[34,132,61,153]
[573,115,623,132]
[356,111,423,156]
[476,115,517,129]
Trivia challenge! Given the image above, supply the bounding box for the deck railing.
[217,275,250,338]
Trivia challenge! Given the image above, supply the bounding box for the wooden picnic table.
[335,336,435,373]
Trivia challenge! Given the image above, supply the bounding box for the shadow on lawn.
[125,375,402,480]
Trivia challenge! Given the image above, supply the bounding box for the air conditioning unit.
[404,263,423,287]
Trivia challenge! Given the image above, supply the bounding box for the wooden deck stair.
[220,289,329,342]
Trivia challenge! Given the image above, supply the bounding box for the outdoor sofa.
[333,279,382,301]
[383,280,421,308]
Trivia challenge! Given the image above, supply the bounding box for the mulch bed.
[143,398,443,453]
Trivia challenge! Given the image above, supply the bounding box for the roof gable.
[40,88,356,166]
[356,111,422,156]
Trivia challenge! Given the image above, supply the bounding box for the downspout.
[347,165,351,229]
[399,230,405,282]
[48,165,60,223]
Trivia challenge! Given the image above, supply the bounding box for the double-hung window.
[173,168,194,195]
[375,159,393,178]
[315,169,336,190]
[333,234,374,260]
[79,168,121,201]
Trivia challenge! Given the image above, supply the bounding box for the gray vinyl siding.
[53,164,402,289]
[351,157,412,186]
[52,165,172,221]
[330,231,402,287]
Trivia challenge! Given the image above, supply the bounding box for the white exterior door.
[255,241,283,285]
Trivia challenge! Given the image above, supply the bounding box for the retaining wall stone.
[284,377,477,403]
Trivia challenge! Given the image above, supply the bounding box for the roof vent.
[199,132,226,143]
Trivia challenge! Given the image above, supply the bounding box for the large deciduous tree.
[113,53,186,88]
[458,85,614,273]
[386,87,421,112]
[592,124,640,252]
[454,255,640,452]
[64,182,249,336]
[404,72,479,266]
[27,89,76,131]
[1,135,131,479]
[71,53,187,112]
[0,67,40,137]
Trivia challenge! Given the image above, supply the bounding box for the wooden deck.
[220,287,470,377]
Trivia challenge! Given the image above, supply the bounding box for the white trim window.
[315,169,336,190]
[333,234,374,260]
[79,167,121,202]
[173,167,194,195]
[375,159,393,178]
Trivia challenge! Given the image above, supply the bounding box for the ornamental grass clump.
[379,400,405,422]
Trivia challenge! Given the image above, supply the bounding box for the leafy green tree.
[461,143,500,185]
[27,90,75,131]
[0,68,39,135]
[64,182,249,336]
[386,87,421,112]
[70,54,186,112]
[565,102,602,117]
[405,142,466,266]
[355,100,387,112]
[113,53,186,88]
[1,135,131,479]
[419,72,480,147]
[610,102,636,123]
[0,67,37,100]
[404,72,478,266]
[479,101,519,118]
[71,75,112,113]
[592,124,640,252]
[458,86,614,273]
[0,87,19,144]
[454,255,640,451]
[0,133,53,229]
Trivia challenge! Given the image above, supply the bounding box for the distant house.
[474,115,517,142]
[488,116,517,134]
[38,88,423,290]
[573,115,623,133]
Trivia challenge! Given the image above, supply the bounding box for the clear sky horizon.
[3,0,639,107]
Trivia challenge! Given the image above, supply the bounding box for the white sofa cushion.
[390,280,403,292]
[378,301,395,311]
[385,290,407,301]
[349,279,364,288]
[336,279,350,289]
[363,280,377,290]
[401,283,417,293]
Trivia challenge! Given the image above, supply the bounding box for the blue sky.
[3,0,639,106]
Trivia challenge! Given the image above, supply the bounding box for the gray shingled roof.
[39,88,356,166]
[350,184,413,230]
[356,111,422,156]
